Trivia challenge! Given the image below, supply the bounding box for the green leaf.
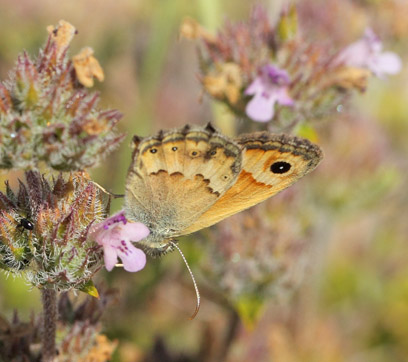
[78,280,99,298]
[294,123,319,143]
[235,294,265,329]
[276,4,298,42]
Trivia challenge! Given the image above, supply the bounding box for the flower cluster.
[0,19,150,362]
[0,20,124,171]
[182,5,401,127]
[0,171,108,292]
[0,20,150,288]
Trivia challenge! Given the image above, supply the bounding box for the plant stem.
[41,289,57,362]
[215,309,240,362]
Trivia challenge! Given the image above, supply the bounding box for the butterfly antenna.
[170,241,201,320]
[91,181,124,199]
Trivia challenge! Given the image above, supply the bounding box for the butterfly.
[124,123,323,257]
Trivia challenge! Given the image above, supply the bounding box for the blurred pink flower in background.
[89,211,150,272]
[245,64,294,122]
[335,28,402,78]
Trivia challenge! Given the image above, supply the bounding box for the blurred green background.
[1,0,408,361]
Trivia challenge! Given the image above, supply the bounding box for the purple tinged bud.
[264,65,291,85]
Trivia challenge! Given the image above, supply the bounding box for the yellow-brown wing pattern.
[125,124,242,249]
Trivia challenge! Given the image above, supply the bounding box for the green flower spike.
[0,20,124,171]
[0,171,108,293]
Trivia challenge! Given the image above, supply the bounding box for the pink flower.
[245,64,294,123]
[89,211,150,272]
[335,28,402,78]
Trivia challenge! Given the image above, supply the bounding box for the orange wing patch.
[181,133,323,235]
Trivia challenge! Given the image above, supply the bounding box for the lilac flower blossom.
[245,64,294,122]
[89,211,150,272]
[335,28,402,78]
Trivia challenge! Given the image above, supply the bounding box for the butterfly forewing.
[181,132,323,235]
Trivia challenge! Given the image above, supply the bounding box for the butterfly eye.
[150,148,157,154]
[210,150,217,156]
[172,147,178,151]
[270,161,291,174]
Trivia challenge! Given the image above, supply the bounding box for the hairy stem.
[41,289,57,362]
